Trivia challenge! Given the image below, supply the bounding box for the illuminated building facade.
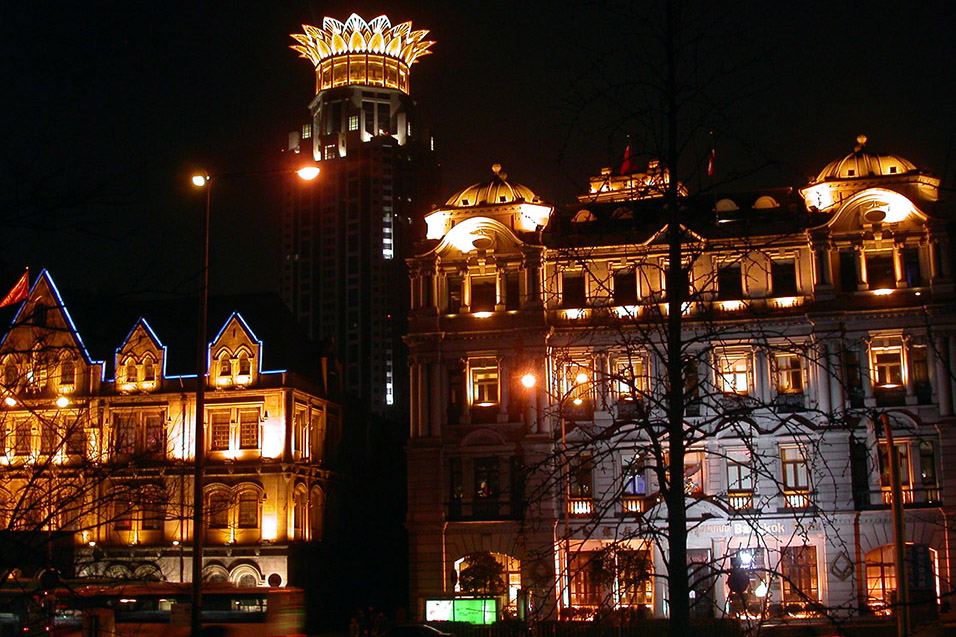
[0,271,339,588]
[282,14,438,411]
[406,140,955,622]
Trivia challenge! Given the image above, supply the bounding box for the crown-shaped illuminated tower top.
[291,14,435,94]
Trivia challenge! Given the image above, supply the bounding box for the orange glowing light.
[520,374,537,389]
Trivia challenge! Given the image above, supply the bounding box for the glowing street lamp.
[187,164,318,636]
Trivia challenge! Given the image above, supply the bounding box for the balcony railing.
[564,401,594,422]
[853,487,942,509]
[621,495,653,515]
[783,490,812,509]
[568,498,593,517]
[874,386,906,407]
[614,399,646,421]
[446,499,523,522]
[728,492,754,511]
[718,393,755,413]
[773,392,806,413]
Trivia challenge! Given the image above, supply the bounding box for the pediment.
[824,188,928,234]
[431,217,528,259]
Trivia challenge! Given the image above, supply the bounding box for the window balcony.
[773,392,806,413]
[614,399,646,421]
[783,490,812,509]
[446,498,523,522]
[564,400,594,422]
[874,385,906,407]
[567,498,593,517]
[717,393,754,414]
[621,495,653,515]
[728,492,754,511]
[855,487,941,509]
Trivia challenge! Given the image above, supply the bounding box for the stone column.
[934,336,953,417]
[754,349,770,405]
[462,271,472,312]
[894,243,906,287]
[495,267,506,311]
[827,345,844,413]
[498,356,510,421]
[409,361,420,438]
[429,361,442,436]
[856,247,868,290]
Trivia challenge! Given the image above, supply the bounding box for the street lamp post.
[188,165,318,636]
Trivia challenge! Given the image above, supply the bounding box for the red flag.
[707,146,716,177]
[0,271,29,308]
[619,143,637,175]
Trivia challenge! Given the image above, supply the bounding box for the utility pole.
[880,412,910,637]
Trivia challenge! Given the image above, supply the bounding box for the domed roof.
[813,135,917,183]
[445,164,541,207]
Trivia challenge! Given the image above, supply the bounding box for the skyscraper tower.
[283,14,437,412]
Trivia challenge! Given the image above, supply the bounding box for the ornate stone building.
[405,139,955,622]
[0,271,339,588]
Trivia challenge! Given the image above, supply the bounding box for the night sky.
[1,1,953,300]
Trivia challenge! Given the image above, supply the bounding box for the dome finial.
[854,134,868,152]
[492,163,502,175]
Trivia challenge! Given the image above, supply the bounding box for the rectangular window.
[470,359,499,406]
[239,409,259,450]
[66,422,85,456]
[866,252,896,289]
[771,259,798,296]
[569,551,602,607]
[910,347,931,404]
[839,249,859,291]
[39,421,56,455]
[781,546,819,604]
[902,247,921,287]
[446,275,463,313]
[15,420,31,455]
[570,455,593,499]
[727,450,754,510]
[729,549,767,615]
[505,272,521,311]
[210,411,230,451]
[781,446,810,499]
[878,442,910,488]
[145,413,164,454]
[562,272,586,308]
[613,269,638,305]
[623,455,647,497]
[470,276,496,312]
[717,263,743,300]
[348,114,359,131]
[115,414,137,455]
[774,354,804,394]
[614,359,646,401]
[474,457,499,498]
[618,550,653,608]
[684,451,704,495]
[873,348,903,387]
[114,500,133,530]
[142,500,164,531]
[718,353,750,395]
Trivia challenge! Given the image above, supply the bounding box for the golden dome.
[445,164,541,207]
[812,135,917,183]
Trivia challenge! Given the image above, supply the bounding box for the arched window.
[865,544,938,613]
[125,360,137,384]
[59,358,75,386]
[220,357,232,377]
[238,353,251,376]
[208,492,230,529]
[310,487,325,541]
[237,491,259,529]
[292,487,308,540]
[142,358,155,381]
[3,361,17,388]
[238,573,258,587]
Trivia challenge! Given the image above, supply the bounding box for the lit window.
[727,450,754,509]
[866,252,895,289]
[873,348,903,387]
[59,359,75,387]
[563,362,592,405]
[142,358,155,381]
[718,353,750,394]
[239,409,259,449]
[219,358,232,377]
[114,500,134,530]
[301,123,312,139]
[623,455,646,497]
[781,546,819,606]
[125,360,137,384]
[210,411,230,451]
[237,354,251,376]
[145,413,164,454]
[208,493,230,528]
[781,446,810,503]
[684,451,704,495]
[727,548,767,616]
[774,354,804,394]
[348,115,359,131]
[474,457,499,498]
[470,360,499,406]
[115,414,137,455]
[614,359,647,401]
